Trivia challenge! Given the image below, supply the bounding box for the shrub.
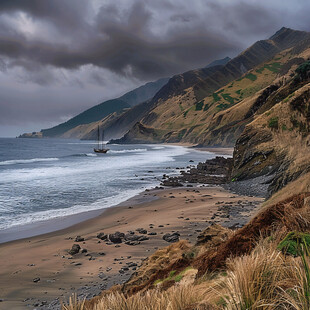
[195,101,204,111]
[245,73,257,81]
[278,232,310,257]
[221,93,235,105]
[268,117,279,129]
[295,61,310,82]
[212,93,221,102]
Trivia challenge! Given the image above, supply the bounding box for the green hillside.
[40,77,169,137]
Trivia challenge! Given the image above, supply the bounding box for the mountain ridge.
[113,27,310,146]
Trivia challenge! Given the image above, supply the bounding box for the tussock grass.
[64,285,214,310]
[219,240,288,309]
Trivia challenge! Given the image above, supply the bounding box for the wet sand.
[0,186,263,309]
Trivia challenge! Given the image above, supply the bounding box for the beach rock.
[75,236,84,242]
[68,244,81,255]
[162,156,233,186]
[81,248,87,253]
[163,232,180,243]
[127,262,138,267]
[136,228,147,234]
[109,232,124,244]
[160,178,183,187]
[33,277,40,283]
[97,232,108,240]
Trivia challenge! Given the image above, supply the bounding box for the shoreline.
[0,185,263,310]
[0,145,234,245]
[0,191,158,244]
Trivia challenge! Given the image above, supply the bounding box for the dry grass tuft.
[64,284,213,310]
[219,240,287,309]
[122,240,192,295]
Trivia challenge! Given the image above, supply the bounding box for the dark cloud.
[0,0,240,81]
[0,0,310,136]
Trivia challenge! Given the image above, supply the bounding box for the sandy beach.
[0,185,263,309]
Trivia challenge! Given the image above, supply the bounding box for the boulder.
[97,232,108,240]
[136,228,147,234]
[109,232,125,244]
[75,235,84,242]
[69,244,81,255]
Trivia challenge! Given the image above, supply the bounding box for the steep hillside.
[116,28,310,146]
[232,58,310,196]
[65,100,156,140]
[57,57,232,141]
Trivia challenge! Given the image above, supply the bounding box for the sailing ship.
[94,126,109,153]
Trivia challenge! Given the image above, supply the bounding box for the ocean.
[0,138,216,241]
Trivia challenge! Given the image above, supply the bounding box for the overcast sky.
[1,0,310,137]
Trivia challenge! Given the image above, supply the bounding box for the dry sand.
[0,186,263,309]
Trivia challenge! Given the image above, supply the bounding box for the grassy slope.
[129,50,298,146]
[232,50,310,197]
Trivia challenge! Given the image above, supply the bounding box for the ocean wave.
[0,188,145,231]
[0,157,59,166]
[66,141,108,145]
[68,153,97,157]
[152,146,165,150]
[109,148,147,154]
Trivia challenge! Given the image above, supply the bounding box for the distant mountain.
[119,77,169,107]
[204,56,231,68]
[37,77,169,137]
[41,99,130,137]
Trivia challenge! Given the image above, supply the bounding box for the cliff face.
[232,60,310,196]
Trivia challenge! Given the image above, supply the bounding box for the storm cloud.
[1,0,310,136]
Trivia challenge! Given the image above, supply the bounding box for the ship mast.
[97,125,100,149]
